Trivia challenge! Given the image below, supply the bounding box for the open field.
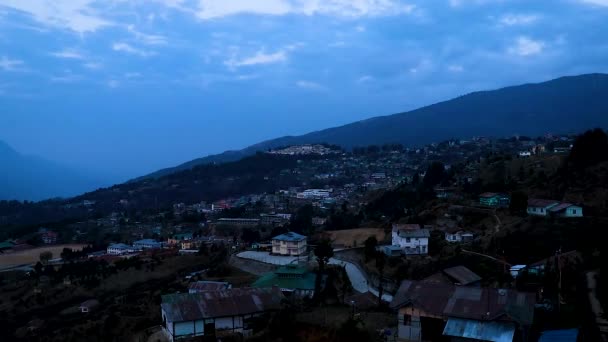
[0,244,87,268]
[327,228,387,248]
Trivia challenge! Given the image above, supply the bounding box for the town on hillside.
[1,129,607,342]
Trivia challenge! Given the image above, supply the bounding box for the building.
[79,299,99,313]
[259,214,291,227]
[548,203,583,218]
[527,199,583,217]
[519,151,531,157]
[390,281,535,342]
[216,218,260,228]
[538,329,579,342]
[133,239,163,249]
[422,266,482,287]
[160,287,283,341]
[296,189,332,200]
[479,192,510,208]
[391,226,430,255]
[252,265,316,298]
[40,231,58,244]
[382,245,403,257]
[435,187,457,199]
[107,243,137,255]
[445,230,474,243]
[188,281,232,293]
[271,232,307,256]
[167,233,193,246]
[526,199,560,216]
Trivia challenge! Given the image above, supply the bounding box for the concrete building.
[391,225,429,255]
[271,232,307,256]
[107,243,137,255]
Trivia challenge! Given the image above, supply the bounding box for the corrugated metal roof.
[443,318,516,342]
[549,203,574,212]
[398,229,430,238]
[188,281,231,292]
[390,281,535,325]
[443,266,482,285]
[272,232,306,242]
[538,329,579,342]
[527,199,560,208]
[161,287,283,322]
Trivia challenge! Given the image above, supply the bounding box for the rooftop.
[397,229,430,239]
[443,266,482,286]
[390,281,536,326]
[252,267,316,290]
[161,287,283,322]
[272,232,307,242]
[527,198,560,208]
[188,281,231,292]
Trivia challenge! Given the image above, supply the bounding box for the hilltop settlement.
[1,129,608,342]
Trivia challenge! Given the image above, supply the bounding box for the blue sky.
[1,0,607,182]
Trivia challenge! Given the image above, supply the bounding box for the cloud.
[0,0,112,33]
[409,59,433,74]
[356,25,366,32]
[51,48,84,59]
[50,72,83,83]
[498,14,539,26]
[112,42,155,57]
[83,62,102,70]
[127,25,168,45]
[107,79,120,88]
[447,64,464,72]
[357,75,374,83]
[296,80,326,90]
[225,50,287,68]
[508,36,544,56]
[0,56,24,71]
[195,0,416,20]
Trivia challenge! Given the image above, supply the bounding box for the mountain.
[140,73,608,180]
[0,141,106,201]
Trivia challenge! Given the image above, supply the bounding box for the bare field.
[327,228,387,248]
[0,244,88,267]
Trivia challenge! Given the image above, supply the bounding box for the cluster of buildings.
[267,144,339,156]
[106,239,163,255]
[527,199,583,218]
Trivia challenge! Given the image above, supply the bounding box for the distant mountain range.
[140,73,608,180]
[0,141,105,201]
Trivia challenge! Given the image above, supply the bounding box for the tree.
[510,191,528,214]
[568,128,608,169]
[375,251,386,306]
[241,228,261,244]
[423,162,446,188]
[40,251,53,264]
[364,236,378,262]
[315,239,334,273]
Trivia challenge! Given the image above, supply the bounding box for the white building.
[107,243,137,255]
[296,189,332,200]
[445,230,474,243]
[391,226,430,255]
[519,151,532,157]
[133,239,163,249]
[161,288,283,341]
[271,232,307,256]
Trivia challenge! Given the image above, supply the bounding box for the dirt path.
[493,210,502,233]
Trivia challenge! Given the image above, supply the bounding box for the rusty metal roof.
[443,266,482,286]
[527,198,560,208]
[188,281,231,292]
[390,281,535,326]
[161,287,283,322]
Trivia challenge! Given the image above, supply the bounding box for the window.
[572,209,577,214]
[405,238,411,243]
[403,314,411,325]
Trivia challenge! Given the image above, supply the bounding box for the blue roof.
[443,318,516,342]
[109,243,131,249]
[272,232,306,242]
[538,329,579,342]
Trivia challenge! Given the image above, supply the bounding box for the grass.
[0,244,88,268]
[327,228,387,248]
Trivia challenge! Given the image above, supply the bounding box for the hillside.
[0,141,105,201]
[140,73,608,180]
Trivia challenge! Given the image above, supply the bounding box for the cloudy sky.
[1,0,607,181]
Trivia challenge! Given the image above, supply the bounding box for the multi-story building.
[271,232,307,256]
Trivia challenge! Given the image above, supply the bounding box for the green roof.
[274,265,308,275]
[0,241,15,249]
[252,268,316,290]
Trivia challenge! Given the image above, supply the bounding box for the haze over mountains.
[141,73,608,180]
[3,73,608,201]
[0,141,106,201]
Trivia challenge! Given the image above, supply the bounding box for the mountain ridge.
[137,73,608,181]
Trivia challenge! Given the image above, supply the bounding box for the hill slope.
[0,141,105,201]
[141,73,608,180]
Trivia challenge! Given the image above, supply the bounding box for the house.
[188,281,232,293]
[79,299,100,313]
[526,199,560,216]
[391,226,430,255]
[107,243,137,255]
[271,232,307,256]
[216,218,260,228]
[382,245,403,257]
[40,231,58,244]
[0,240,15,252]
[133,239,163,249]
[509,265,527,278]
[435,187,457,199]
[548,203,583,218]
[167,233,193,246]
[445,230,474,243]
[423,266,482,286]
[479,192,510,208]
[519,151,531,157]
[160,287,283,341]
[252,265,316,298]
[390,281,535,342]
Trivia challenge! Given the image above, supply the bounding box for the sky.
[1,0,608,183]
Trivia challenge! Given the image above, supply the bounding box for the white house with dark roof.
[527,199,583,218]
[271,232,307,256]
[391,226,430,255]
